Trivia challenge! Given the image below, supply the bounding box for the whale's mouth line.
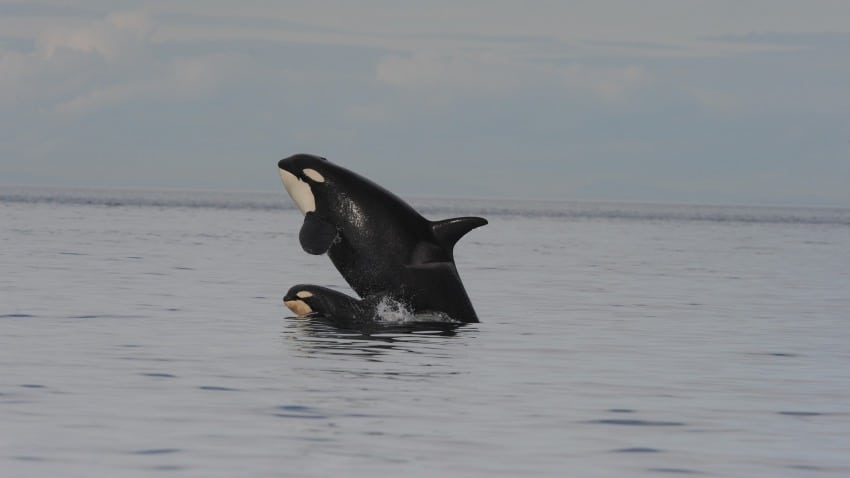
[278,168,316,214]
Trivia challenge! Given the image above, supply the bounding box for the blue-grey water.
[2,187,849,477]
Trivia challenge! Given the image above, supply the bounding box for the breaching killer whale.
[278,153,486,323]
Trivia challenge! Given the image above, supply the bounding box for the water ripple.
[587,419,686,427]
[198,386,240,392]
[132,448,181,455]
[273,405,327,419]
[613,447,662,453]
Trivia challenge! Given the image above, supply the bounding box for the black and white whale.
[278,154,486,323]
[283,284,458,330]
[284,284,375,328]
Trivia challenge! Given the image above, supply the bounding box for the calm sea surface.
[2,187,849,477]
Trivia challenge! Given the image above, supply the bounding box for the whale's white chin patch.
[279,168,316,214]
[284,299,313,317]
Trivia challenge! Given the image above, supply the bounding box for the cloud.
[38,11,152,61]
[1,10,253,117]
[559,63,651,102]
[1,2,849,205]
[53,53,251,116]
[376,52,520,94]
[688,88,742,115]
[1,11,152,108]
[375,51,652,103]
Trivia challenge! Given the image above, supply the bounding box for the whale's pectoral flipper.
[299,211,338,255]
[431,217,488,251]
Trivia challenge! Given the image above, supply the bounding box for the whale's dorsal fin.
[299,211,339,255]
[431,217,487,251]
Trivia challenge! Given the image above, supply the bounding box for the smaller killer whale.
[278,154,486,323]
[283,284,458,330]
[284,284,373,328]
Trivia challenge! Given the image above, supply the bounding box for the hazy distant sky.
[2,1,849,205]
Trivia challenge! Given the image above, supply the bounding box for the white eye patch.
[302,168,325,183]
[296,290,313,299]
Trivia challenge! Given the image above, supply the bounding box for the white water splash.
[372,296,460,326]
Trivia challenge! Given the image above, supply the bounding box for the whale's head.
[279,154,356,256]
[283,284,361,319]
[277,154,330,215]
[283,287,317,317]
[277,153,426,258]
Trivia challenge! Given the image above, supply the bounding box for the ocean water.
[1,187,849,477]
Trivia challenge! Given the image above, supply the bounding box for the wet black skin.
[278,154,486,323]
[283,284,461,332]
[284,284,373,329]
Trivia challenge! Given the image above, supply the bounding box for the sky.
[1,1,849,206]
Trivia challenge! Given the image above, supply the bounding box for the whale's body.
[283,284,459,330]
[278,154,486,323]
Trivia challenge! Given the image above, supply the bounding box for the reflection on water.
[281,317,473,361]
